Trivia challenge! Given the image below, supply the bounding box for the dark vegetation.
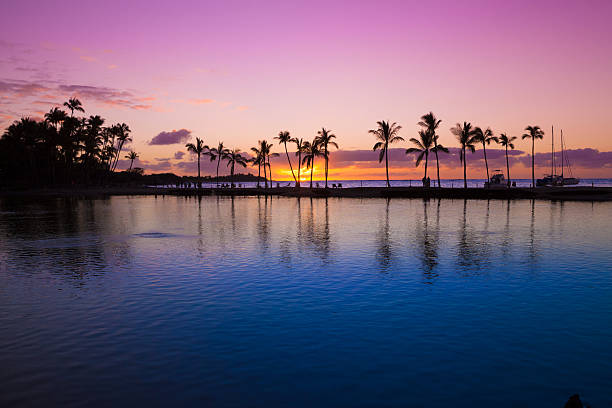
[0,98,133,189]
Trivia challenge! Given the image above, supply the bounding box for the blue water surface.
[0,196,611,407]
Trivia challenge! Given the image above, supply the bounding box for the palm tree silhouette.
[418,112,447,188]
[63,98,84,117]
[110,123,131,172]
[44,107,67,131]
[258,140,274,188]
[315,128,338,188]
[292,137,306,188]
[498,133,517,187]
[186,137,206,187]
[209,142,230,188]
[266,149,280,187]
[250,143,263,188]
[226,148,248,187]
[125,151,139,170]
[82,115,104,179]
[450,122,478,188]
[370,120,404,187]
[301,139,323,188]
[406,129,433,185]
[275,131,297,186]
[522,125,544,188]
[473,127,498,183]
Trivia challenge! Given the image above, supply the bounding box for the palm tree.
[498,133,517,187]
[370,120,404,187]
[418,112,445,187]
[301,139,323,188]
[250,143,263,187]
[267,151,280,187]
[63,98,84,117]
[259,140,272,188]
[44,107,67,131]
[111,123,131,172]
[473,127,498,184]
[315,128,338,188]
[522,125,544,188]
[450,122,478,188]
[406,129,434,185]
[209,142,230,187]
[186,137,206,187]
[82,115,105,176]
[292,137,306,188]
[257,140,279,188]
[226,148,248,187]
[125,151,139,170]
[275,131,297,186]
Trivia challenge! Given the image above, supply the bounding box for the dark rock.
[564,394,583,408]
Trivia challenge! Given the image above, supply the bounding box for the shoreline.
[1,185,612,201]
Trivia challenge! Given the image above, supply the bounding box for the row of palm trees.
[0,98,135,186]
[185,139,249,187]
[369,113,544,189]
[186,128,339,189]
[185,112,543,190]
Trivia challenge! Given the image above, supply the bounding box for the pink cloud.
[188,98,214,105]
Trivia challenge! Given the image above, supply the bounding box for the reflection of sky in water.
[1,196,611,407]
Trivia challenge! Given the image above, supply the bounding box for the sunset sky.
[1,0,611,179]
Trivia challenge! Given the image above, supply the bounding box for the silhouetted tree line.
[0,98,134,188]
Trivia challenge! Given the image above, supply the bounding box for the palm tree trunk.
[310,156,315,188]
[424,151,429,183]
[197,154,201,188]
[434,140,441,188]
[325,145,329,188]
[385,143,390,187]
[129,159,134,170]
[231,162,235,187]
[505,145,510,188]
[284,142,297,185]
[297,151,301,188]
[483,142,489,184]
[268,155,272,187]
[216,156,221,188]
[257,161,261,188]
[531,139,535,188]
[310,162,314,188]
[463,147,467,189]
[263,157,268,188]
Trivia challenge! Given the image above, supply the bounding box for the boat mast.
[561,129,564,178]
[551,125,555,175]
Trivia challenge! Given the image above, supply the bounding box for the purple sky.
[1,0,611,178]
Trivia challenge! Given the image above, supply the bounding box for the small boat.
[537,174,562,187]
[485,170,507,188]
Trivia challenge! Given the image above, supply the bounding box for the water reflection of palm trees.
[257,195,271,255]
[528,199,538,262]
[376,198,393,271]
[295,197,331,261]
[416,198,440,283]
[456,199,491,274]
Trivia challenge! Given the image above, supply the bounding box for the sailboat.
[557,130,579,185]
[536,127,580,186]
[536,126,562,186]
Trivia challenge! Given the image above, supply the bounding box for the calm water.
[1,196,611,407]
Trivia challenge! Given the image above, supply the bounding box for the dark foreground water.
[1,196,611,407]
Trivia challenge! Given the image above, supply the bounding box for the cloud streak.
[0,79,154,110]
